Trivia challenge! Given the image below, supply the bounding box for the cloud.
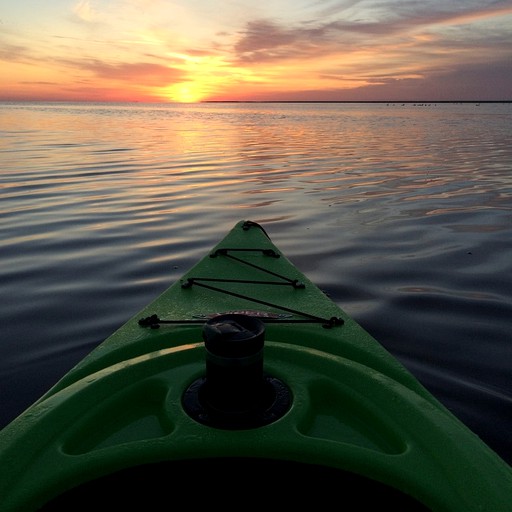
[227,1,512,88]
[0,42,32,63]
[72,0,102,24]
[238,55,512,102]
[19,81,60,85]
[232,19,335,64]
[418,58,512,99]
[235,19,299,53]
[77,60,186,85]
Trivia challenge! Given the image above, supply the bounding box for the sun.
[165,82,207,103]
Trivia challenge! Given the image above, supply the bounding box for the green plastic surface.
[0,220,511,511]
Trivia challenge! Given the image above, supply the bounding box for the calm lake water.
[1,101,511,464]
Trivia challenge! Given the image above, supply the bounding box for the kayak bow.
[0,220,511,511]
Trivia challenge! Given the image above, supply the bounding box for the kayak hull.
[1,220,511,511]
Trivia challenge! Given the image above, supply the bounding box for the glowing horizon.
[1,0,511,103]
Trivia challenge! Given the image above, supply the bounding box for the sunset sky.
[1,0,511,103]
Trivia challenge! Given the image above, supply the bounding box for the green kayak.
[1,220,511,511]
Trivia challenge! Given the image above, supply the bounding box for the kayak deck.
[1,220,511,511]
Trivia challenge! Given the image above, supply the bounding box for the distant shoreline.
[201,100,511,104]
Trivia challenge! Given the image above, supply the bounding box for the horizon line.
[1,99,511,104]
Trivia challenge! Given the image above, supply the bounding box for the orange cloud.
[79,61,185,86]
